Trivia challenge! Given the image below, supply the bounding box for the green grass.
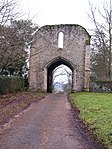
[70,92,112,149]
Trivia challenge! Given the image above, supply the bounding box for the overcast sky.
[19,0,106,30]
[18,0,109,85]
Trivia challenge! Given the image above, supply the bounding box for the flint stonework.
[29,24,91,92]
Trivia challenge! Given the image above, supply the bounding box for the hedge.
[0,76,25,95]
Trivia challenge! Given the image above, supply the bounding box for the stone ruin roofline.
[37,24,91,38]
[32,24,91,45]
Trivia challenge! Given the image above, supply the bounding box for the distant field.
[70,92,112,149]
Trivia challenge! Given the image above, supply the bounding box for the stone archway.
[46,57,74,92]
[29,24,91,92]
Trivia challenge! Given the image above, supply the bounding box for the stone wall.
[29,24,91,92]
[90,81,112,92]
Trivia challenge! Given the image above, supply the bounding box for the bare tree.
[0,19,38,76]
[88,0,112,80]
[0,0,18,25]
[0,1,39,76]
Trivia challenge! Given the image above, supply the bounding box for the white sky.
[19,0,105,31]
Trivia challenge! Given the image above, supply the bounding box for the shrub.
[0,76,24,95]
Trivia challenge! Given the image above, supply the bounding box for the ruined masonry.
[29,24,91,92]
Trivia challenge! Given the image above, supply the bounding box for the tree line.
[89,0,112,81]
[0,0,38,76]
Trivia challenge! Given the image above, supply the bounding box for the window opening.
[58,32,64,49]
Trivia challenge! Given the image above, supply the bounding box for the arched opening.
[52,64,72,92]
[47,58,73,92]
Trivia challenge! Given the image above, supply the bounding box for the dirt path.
[0,93,99,149]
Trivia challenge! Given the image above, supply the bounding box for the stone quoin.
[29,24,91,92]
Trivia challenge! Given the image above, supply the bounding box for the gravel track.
[0,93,99,149]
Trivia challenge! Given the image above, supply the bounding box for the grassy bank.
[70,92,112,149]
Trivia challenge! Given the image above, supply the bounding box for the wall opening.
[52,64,72,92]
[47,58,73,92]
[58,32,64,49]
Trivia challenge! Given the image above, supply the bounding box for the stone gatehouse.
[29,24,91,92]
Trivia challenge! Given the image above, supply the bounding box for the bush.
[0,76,25,95]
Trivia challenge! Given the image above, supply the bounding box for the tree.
[0,1,39,76]
[0,19,38,76]
[0,0,18,25]
[88,0,112,80]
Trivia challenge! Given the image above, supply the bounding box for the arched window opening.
[52,64,72,92]
[58,32,64,49]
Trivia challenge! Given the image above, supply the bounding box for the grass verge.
[69,92,112,149]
